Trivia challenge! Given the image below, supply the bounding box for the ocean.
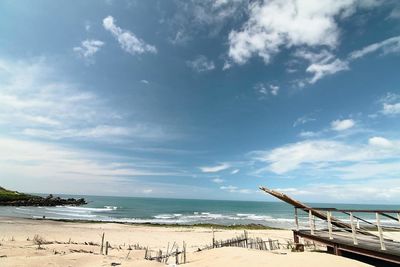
[0,195,398,229]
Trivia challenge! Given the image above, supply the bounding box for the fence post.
[350,212,358,245]
[376,213,386,250]
[309,210,314,235]
[295,208,299,231]
[327,211,333,240]
[100,232,105,255]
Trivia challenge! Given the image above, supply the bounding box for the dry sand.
[0,217,373,267]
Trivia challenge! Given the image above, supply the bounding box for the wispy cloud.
[212,177,224,184]
[167,0,247,45]
[0,136,182,194]
[220,185,251,194]
[349,36,400,59]
[187,55,215,72]
[200,163,230,173]
[73,39,104,63]
[0,57,173,142]
[274,180,400,203]
[103,16,157,55]
[252,137,400,175]
[231,169,240,174]
[254,83,279,98]
[293,114,316,127]
[331,119,355,131]
[376,92,400,116]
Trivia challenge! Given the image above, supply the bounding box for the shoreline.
[1,215,283,230]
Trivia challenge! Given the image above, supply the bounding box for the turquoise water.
[0,195,398,229]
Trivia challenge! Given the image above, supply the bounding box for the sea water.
[0,195,398,229]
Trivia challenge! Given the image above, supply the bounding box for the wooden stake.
[183,241,186,264]
[212,227,215,248]
[100,233,105,255]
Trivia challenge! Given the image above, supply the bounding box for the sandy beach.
[0,217,373,267]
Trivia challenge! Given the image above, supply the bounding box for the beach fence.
[144,241,187,264]
[200,230,280,251]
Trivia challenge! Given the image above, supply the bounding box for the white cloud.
[200,163,230,173]
[306,58,349,84]
[294,49,349,84]
[299,131,319,138]
[103,16,157,55]
[0,58,172,142]
[254,83,279,97]
[382,102,400,115]
[187,55,215,72]
[212,177,224,184]
[273,180,400,202]
[270,85,279,96]
[349,36,400,60]
[73,39,104,61]
[168,0,247,45]
[228,0,376,65]
[0,137,180,194]
[143,189,153,194]
[368,136,392,148]
[231,169,240,174]
[331,119,355,131]
[220,185,251,194]
[293,115,316,127]
[253,138,400,175]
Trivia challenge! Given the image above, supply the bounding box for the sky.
[1,0,400,203]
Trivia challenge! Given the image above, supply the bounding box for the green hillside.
[0,186,40,202]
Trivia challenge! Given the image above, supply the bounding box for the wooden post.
[376,213,386,250]
[244,230,248,248]
[183,241,186,264]
[105,241,109,255]
[100,232,105,255]
[327,211,333,240]
[212,227,215,248]
[350,212,358,245]
[294,208,299,231]
[309,210,314,235]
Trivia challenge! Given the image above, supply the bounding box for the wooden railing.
[294,207,400,250]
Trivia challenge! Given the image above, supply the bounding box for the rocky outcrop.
[0,191,86,207]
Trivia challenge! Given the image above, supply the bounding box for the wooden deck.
[294,229,400,265]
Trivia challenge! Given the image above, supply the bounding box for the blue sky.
[1,0,400,203]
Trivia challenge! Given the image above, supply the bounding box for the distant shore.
[0,217,374,267]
